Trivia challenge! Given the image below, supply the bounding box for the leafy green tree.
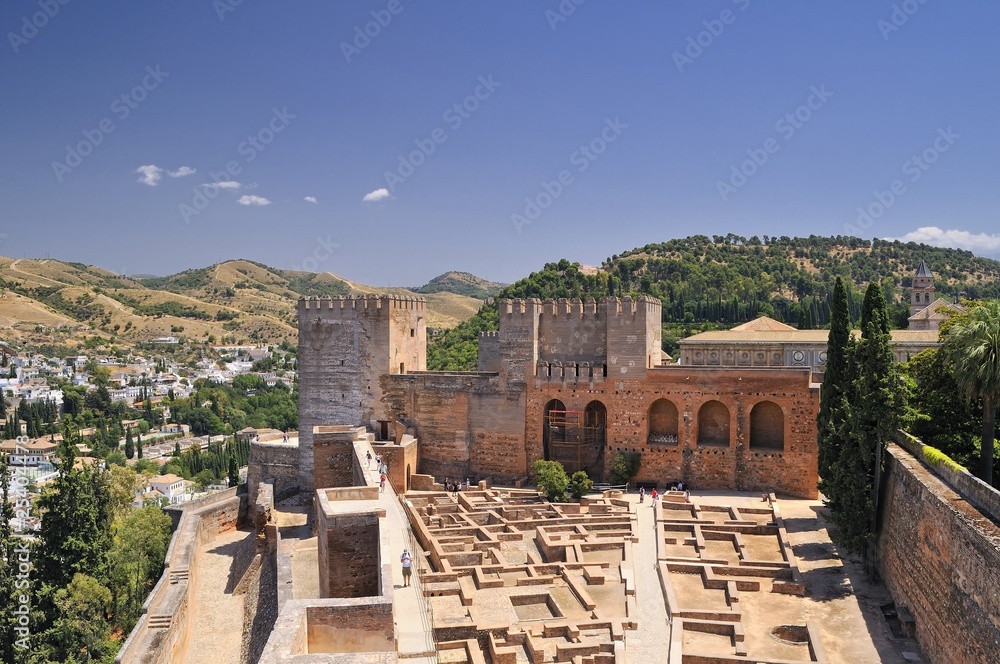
[818,277,853,485]
[568,471,593,500]
[944,300,1000,484]
[903,348,981,469]
[608,451,642,487]
[532,460,569,502]
[105,450,127,467]
[105,506,171,629]
[42,573,114,663]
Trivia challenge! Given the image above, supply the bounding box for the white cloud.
[887,226,1000,254]
[304,196,317,204]
[169,166,196,178]
[202,180,241,191]
[362,188,390,203]
[136,164,163,186]
[238,195,271,207]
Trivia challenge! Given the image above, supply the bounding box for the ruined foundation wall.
[877,443,1000,664]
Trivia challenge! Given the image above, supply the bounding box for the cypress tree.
[124,434,134,460]
[818,277,854,484]
[828,282,899,555]
[136,433,143,459]
[227,452,239,487]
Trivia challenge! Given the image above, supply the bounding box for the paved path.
[626,498,670,664]
[366,447,438,660]
[182,527,249,664]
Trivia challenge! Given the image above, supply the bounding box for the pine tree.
[818,277,854,485]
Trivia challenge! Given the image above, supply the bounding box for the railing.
[389,475,438,662]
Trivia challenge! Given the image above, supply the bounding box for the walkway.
[366,446,438,662]
[181,527,250,664]
[626,497,670,664]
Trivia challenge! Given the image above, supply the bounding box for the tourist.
[380,473,386,492]
[639,486,645,503]
[677,481,685,491]
[400,549,413,587]
[366,451,373,469]
[380,462,388,476]
[684,490,690,503]
[650,489,658,506]
[465,478,471,490]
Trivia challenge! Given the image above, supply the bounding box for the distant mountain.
[411,271,506,299]
[0,258,485,351]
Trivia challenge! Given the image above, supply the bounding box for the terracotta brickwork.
[877,444,1000,664]
[298,295,819,499]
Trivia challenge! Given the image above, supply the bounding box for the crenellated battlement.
[298,295,427,316]
[499,296,659,321]
[479,331,499,339]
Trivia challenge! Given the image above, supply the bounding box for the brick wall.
[313,427,368,490]
[317,511,381,598]
[877,443,1000,664]
[247,440,298,505]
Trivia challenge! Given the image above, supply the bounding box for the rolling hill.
[0,257,490,352]
[427,236,1000,370]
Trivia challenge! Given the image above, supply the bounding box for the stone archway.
[697,400,730,447]
[648,398,679,445]
[750,401,784,450]
[543,399,566,461]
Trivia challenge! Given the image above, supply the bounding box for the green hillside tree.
[124,430,135,460]
[944,300,1000,484]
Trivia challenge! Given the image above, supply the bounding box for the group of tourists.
[366,450,389,492]
[637,481,691,505]
[444,477,470,494]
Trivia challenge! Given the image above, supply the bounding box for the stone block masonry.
[297,294,820,496]
[877,443,1000,664]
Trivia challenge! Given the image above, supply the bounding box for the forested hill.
[427,236,1000,371]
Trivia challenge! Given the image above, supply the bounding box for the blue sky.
[1,1,998,286]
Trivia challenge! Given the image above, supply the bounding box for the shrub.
[608,451,642,487]
[532,460,569,502]
[568,471,593,500]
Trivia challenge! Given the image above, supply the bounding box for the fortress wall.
[247,440,299,506]
[297,295,425,494]
[537,298,607,364]
[877,442,1000,664]
[526,367,819,497]
[116,488,247,664]
[381,373,526,480]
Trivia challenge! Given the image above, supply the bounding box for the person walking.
[379,473,386,492]
[400,549,413,587]
[639,486,645,504]
[366,451,373,469]
[650,488,658,506]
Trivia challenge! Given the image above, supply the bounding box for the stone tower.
[910,260,934,315]
[296,295,426,494]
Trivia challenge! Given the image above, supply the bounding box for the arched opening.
[543,399,566,461]
[405,464,412,491]
[697,400,730,447]
[648,399,679,445]
[750,401,784,450]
